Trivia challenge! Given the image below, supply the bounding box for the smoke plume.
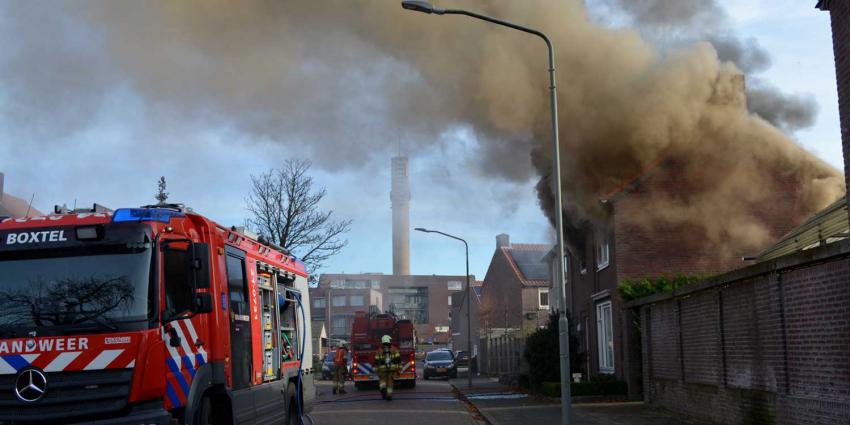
[0,0,843,258]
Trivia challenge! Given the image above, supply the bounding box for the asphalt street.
[307,370,719,425]
[307,368,484,425]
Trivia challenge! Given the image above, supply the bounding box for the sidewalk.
[448,375,718,425]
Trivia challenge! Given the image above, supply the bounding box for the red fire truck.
[350,311,416,390]
[0,204,315,424]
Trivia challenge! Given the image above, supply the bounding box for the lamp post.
[414,227,472,389]
[403,2,571,423]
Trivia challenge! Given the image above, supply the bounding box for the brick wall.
[480,249,524,330]
[826,1,850,206]
[611,159,810,282]
[632,241,850,424]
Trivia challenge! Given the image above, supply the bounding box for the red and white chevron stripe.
[0,348,135,374]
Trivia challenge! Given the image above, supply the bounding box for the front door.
[225,248,252,390]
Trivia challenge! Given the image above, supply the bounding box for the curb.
[450,384,495,425]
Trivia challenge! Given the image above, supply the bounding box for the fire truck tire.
[284,382,299,425]
[194,396,212,425]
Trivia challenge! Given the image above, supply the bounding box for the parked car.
[454,350,470,367]
[321,351,352,380]
[423,349,457,380]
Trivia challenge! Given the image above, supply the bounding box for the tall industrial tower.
[391,156,410,275]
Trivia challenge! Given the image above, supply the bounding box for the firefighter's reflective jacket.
[375,346,402,372]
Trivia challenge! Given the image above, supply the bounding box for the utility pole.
[402,2,572,423]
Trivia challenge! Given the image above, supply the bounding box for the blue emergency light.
[112,208,185,223]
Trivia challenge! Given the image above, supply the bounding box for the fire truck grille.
[0,369,133,423]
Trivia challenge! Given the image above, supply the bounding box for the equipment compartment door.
[226,248,252,390]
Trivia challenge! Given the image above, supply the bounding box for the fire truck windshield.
[0,245,153,334]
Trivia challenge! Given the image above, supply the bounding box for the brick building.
[449,286,479,353]
[309,279,383,342]
[311,273,471,344]
[0,172,42,218]
[611,4,850,423]
[550,157,816,383]
[819,0,850,215]
[478,234,551,337]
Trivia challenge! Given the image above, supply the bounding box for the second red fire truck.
[350,311,416,389]
[0,204,315,424]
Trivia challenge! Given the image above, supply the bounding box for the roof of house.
[757,196,848,262]
[472,280,483,297]
[501,243,551,287]
[816,0,832,11]
[311,321,327,340]
[602,154,669,202]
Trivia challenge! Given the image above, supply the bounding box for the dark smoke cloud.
[0,0,843,258]
[609,0,727,30]
[747,83,818,132]
[708,36,771,74]
[0,2,116,140]
[603,0,818,133]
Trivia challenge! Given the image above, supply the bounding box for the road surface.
[307,375,483,425]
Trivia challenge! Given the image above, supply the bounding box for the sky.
[0,1,842,280]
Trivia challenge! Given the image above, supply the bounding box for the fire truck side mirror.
[191,243,211,289]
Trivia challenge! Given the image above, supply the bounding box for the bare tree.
[246,159,352,274]
[155,176,169,204]
[478,291,496,339]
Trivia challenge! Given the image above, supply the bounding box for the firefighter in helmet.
[332,343,349,395]
[374,334,402,401]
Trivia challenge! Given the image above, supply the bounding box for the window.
[596,301,614,373]
[163,249,193,320]
[313,297,326,308]
[332,295,347,307]
[331,315,352,336]
[330,279,371,289]
[225,255,249,316]
[596,237,610,270]
[447,281,463,291]
[448,296,452,306]
[538,289,549,309]
[350,295,364,306]
[388,287,428,323]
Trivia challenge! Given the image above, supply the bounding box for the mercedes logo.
[14,369,47,402]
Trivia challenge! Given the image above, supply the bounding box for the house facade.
[550,158,816,384]
[479,234,551,337]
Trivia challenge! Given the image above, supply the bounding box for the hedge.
[618,274,707,302]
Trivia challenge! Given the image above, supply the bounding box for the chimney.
[391,156,410,275]
[496,233,510,248]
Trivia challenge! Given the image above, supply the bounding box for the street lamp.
[414,227,472,389]
[403,2,572,424]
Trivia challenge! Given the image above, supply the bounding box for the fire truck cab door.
[225,248,252,390]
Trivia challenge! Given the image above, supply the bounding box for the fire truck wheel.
[284,382,299,425]
[193,395,212,425]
